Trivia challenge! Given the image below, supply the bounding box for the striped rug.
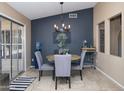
[9,76,36,91]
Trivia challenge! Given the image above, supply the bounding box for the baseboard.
[96,67,124,89]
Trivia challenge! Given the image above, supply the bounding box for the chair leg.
[40,71,42,76]
[39,71,42,81]
[80,70,83,80]
[94,66,96,69]
[55,77,57,90]
[39,71,41,81]
[52,70,55,80]
[69,77,71,88]
[66,77,68,83]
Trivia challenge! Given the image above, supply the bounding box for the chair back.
[54,54,71,77]
[80,51,86,69]
[35,51,43,70]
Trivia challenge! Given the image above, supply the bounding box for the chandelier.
[54,2,70,32]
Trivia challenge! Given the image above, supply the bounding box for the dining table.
[46,54,80,62]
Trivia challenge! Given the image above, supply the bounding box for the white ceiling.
[7,2,97,20]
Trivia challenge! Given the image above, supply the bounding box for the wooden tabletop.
[46,54,80,62]
[81,48,96,52]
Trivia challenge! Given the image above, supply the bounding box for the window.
[99,22,105,53]
[110,14,121,57]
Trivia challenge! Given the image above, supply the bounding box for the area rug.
[9,76,36,91]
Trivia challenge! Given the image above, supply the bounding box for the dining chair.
[71,51,86,80]
[35,51,54,81]
[54,54,71,90]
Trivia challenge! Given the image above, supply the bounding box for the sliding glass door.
[0,16,24,79]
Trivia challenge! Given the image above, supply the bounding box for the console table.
[81,48,96,69]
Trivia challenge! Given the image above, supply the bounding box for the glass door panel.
[12,23,19,78]
[11,45,18,78]
[0,18,11,76]
[12,22,24,78]
[18,26,24,73]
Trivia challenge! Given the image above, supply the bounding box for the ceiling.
[7,2,97,20]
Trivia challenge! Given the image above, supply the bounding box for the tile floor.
[20,68,123,91]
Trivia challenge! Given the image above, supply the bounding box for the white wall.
[94,2,124,87]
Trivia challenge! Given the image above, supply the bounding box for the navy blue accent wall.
[31,8,93,64]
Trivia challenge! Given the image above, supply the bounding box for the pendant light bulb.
[62,23,65,28]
